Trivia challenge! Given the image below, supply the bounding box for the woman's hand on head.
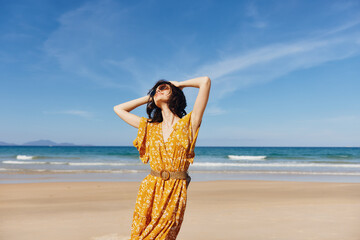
[169,81,184,90]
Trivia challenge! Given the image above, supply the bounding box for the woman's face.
[153,83,172,107]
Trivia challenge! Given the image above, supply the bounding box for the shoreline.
[1,179,360,240]
[1,170,360,184]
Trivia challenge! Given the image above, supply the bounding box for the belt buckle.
[160,170,170,181]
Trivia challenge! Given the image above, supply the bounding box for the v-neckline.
[160,118,182,144]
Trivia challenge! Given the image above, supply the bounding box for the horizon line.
[1,145,359,148]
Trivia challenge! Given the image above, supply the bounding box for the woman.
[113,76,211,239]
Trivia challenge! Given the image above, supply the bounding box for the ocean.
[1,146,360,183]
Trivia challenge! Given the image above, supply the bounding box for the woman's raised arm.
[113,95,150,128]
[171,76,211,138]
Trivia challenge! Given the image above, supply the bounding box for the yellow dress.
[130,110,200,239]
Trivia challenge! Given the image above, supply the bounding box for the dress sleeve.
[133,117,150,164]
[181,111,201,164]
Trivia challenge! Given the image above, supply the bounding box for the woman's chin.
[154,100,168,109]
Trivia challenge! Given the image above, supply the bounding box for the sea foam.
[228,155,266,160]
[193,162,360,168]
[16,155,34,160]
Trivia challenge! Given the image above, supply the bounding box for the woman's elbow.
[113,105,124,113]
[202,76,211,87]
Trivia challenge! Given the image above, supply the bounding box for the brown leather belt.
[150,169,191,183]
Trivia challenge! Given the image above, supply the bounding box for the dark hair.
[146,79,187,123]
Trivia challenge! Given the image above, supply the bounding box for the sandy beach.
[1,179,360,240]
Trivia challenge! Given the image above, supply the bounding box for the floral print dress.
[130,110,200,239]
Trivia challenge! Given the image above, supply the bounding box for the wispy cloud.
[41,0,360,118]
[205,106,227,116]
[330,0,359,11]
[43,0,186,96]
[43,0,146,92]
[245,1,267,29]
[304,115,360,124]
[317,17,360,36]
[43,110,94,118]
[42,0,206,97]
[193,19,360,105]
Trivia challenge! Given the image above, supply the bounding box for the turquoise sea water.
[1,146,360,183]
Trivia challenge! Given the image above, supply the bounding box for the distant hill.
[22,140,58,146]
[0,139,92,146]
[0,141,18,146]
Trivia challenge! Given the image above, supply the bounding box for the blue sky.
[1,0,360,146]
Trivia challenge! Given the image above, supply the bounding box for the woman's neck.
[161,107,179,127]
